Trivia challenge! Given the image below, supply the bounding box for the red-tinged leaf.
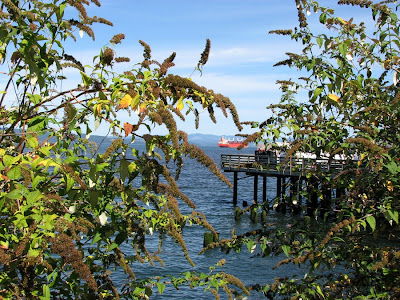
[139,103,147,113]
[0,174,8,181]
[0,241,8,250]
[117,94,132,110]
[95,104,102,115]
[123,122,133,137]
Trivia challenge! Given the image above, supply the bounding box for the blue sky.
[65,1,371,137]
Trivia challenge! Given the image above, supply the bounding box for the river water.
[98,140,301,299]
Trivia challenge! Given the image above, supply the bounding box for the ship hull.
[218,142,248,148]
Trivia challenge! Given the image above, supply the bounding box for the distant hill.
[187,133,220,146]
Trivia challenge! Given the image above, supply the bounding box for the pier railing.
[220,154,350,176]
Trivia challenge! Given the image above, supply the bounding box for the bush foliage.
[2,0,400,299]
[0,1,245,298]
[231,0,400,298]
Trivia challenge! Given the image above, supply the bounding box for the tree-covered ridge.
[0,1,246,298]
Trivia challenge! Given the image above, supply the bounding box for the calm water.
[95,140,301,299]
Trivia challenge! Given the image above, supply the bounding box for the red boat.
[218,137,248,148]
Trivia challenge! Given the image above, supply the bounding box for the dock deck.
[221,153,349,177]
[220,153,356,208]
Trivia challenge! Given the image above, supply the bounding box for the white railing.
[220,154,350,176]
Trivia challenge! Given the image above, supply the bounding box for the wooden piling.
[306,176,319,217]
[276,176,282,200]
[253,174,258,203]
[290,176,300,213]
[321,181,332,217]
[233,171,238,206]
[262,176,267,203]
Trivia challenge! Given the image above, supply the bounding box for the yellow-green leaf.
[117,94,132,110]
[337,17,347,25]
[177,97,184,111]
[366,215,376,232]
[328,93,340,102]
[128,162,137,173]
[130,93,140,109]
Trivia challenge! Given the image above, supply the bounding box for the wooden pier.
[220,153,354,214]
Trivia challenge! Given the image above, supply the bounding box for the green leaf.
[39,284,51,300]
[128,162,137,173]
[246,240,256,253]
[114,232,127,245]
[80,71,93,86]
[7,165,21,180]
[91,231,102,245]
[319,13,327,24]
[26,190,44,205]
[156,282,165,295]
[145,286,152,297]
[27,116,47,132]
[39,146,53,157]
[3,154,21,166]
[130,93,140,109]
[388,210,399,224]
[47,270,59,288]
[64,174,75,192]
[28,93,42,105]
[56,3,67,22]
[108,242,119,251]
[366,215,376,232]
[144,209,153,218]
[28,248,41,258]
[273,129,280,139]
[316,37,323,48]
[315,284,325,298]
[0,198,5,211]
[386,161,399,175]
[6,189,23,200]
[32,175,45,189]
[338,43,347,57]
[282,245,291,257]
[119,159,130,181]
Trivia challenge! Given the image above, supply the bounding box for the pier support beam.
[335,186,345,213]
[282,177,288,199]
[253,174,258,204]
[298,178,303,205]
[281,177,287,213]
[321,181,332,217]
[276,176,282,200]
[262,176,267,203]
[306,176,319,217]
[290,176,300,213]
[233,172,238,206]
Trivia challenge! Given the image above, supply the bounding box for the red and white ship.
[218,137,248,148]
